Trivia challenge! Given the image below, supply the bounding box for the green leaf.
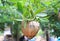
[34,7,46,15]
[17,1,24,13]
[36,13,47,17]
[40,18,49,23]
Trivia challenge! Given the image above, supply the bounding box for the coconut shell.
[22,21,40,39]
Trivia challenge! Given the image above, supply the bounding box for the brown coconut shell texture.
[22,21,40,39]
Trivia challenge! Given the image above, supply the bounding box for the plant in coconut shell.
[16,0,46,39]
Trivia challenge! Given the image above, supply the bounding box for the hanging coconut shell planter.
[21,21,40,39]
